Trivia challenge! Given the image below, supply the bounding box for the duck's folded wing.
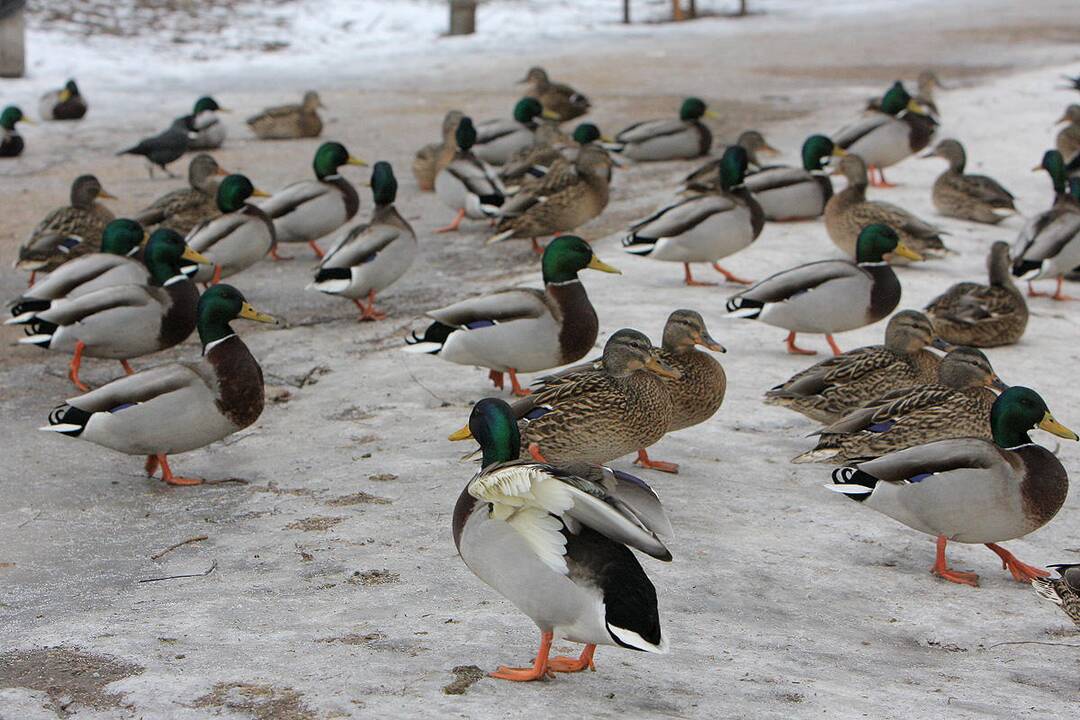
[1020,211,1080,261]
[770,346,887,397]
[186,214,249,253]
[735,260,863,305]
[320,224,398,267]
[821,384,956,434]
[66,363,201,411]
[447,159,503,197]
[833,113,891,147]
[743,166,811,193]
[257,182,329,219]
[854,438,1004,483]
[964,174,1015,204]
[629,195,735,236]
[617,118,685,143]
[247,103,300,124]
[476,119,520,144]
[428,287,549,327]
[31,284,151,325]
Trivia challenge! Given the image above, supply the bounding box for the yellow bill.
[905,99,926,114]
[448,425,473,441]
[347,156,368,167]
[892,241,923,262]
[238,301,277,324]
[587,256,621,274]
[181,246,212,265]
[98,189,118,200]
[704,109,720,119]
[832,147,848,157]
[251,188,271,198]
[541,109,560,121]
[1039,412,1079,440]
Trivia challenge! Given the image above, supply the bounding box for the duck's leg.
[984,543,1049,582]
[307,240,325,259]
[633,449,679,474]
[68,341,90,392]
[531,238,545,255]
[683,263,717,287]
[1051,276,1076,302]
[27,271,36,287]
[490,630,555,682]
[869,166,897,188]
[270,246,293,261]
[527,443,548,463]
[209,265,222,286]
[549,644,597,673]
[508,369,531,397]
[488,370,505,391]
[825,334,843,356]
[931,535,979,586]
[711,263,752,285]
[120,360,135,375]
[784,332,816,356]
[435,209,466,234]
[151,454,204,486]
[353,291,387,322]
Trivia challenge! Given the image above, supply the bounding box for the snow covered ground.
[3,1,1080,717]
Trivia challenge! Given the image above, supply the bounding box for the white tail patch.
[402,342,443,354]
[40,423,83,433]
[825,484,872,496]
[608,623,669,654]
[307,279,351,294]
[19,334,53,345]
[5,311,36,325]
[621,241,654,255]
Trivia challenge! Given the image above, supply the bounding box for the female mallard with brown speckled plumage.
[41,284,276,486]
[681,130,780,190]
[511,329,680,468]
[17,175,117,280]
[794,346,1006,464]
[1032,564,1080,627]
[1055,104,1080,164]
[610,97,715,162]
[829,386,1076,587]
[135,154,228,236]
[923,140,1015,224]
[825,154,947,259]
[247,90,324,140]
[765,310,940,424]
[413,110,464,192]
[925,242,1027,348]
[520,67,591,123]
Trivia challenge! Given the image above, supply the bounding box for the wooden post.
[448,0,477,36]
[672,0,684,21]
[0,0,26,78]
[688,0,697,18]
[737,0,749,16]
[623,0,631,24]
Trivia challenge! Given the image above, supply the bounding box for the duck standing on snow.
[611,97,715,162]
[135,154,228,236]
[257,141,366,258]
[434,117,506,233]
[413,110,465,192]
[186,174,274,285]
[39,80,87,121]
[1,105,30,157]
[473,98,558,166]
[726,224,919,355]
[450,397,671,681]
[404,235,619,396]
[623,145,763,286]
[681,129,780,190]
[186,96,228,150]
[829,386,1076,587]
[520,67,591,123]
[118,116,192,177]
[1011,151,1080,300]
[740,134,845,221]
[17,175,117,280]
[308,162,415,321]
[247,90,324,140]
[923,139,1016,224]
[41,285,276,486]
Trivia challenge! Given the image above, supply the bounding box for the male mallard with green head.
[39,80,87,121]
[1012,151,1080,301]
[611,97,716,162]
[186,174,274,285]
[434,117,507,233]
[473,97,559,166]
[186,96,228,150]
[0,105,30,157]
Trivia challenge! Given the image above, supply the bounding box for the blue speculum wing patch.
[524,407,550,420]
[108,402,137,413]
[465,320,496,329]
[868,420,895,433]
[908,472,934,484]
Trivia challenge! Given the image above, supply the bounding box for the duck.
[256,141,366,258]
[449,397,671,682]
[186,96,228,150]
[308,162,415,321]
[186,174,274,285]
[433,117,506,233]
[923,139,1016,224]
[498,121,575,187]
[925,241,1027,347]
[740,134,845,221]
[867,70,945,117]
[1032,564,1080,627]
[726,224,919,355]
[1012,151,1080,300]
[765,310,941,424]
[404,235,620,395]
[10,219,148,315]
[681,130,781,190]
[834,81,937,187]
[520,67,591,123]
[825,154,947,259]
[611,97,715,162]
[794,346,1006,464]
[489,135,613,253]
[39,79,87,121]
[1055,104,1080,163]
[7,229,210,391]
[413,110,465,192]
[17,175,117,280]
[473,98,559,166]
[41,284,276,486]
[247,90,323,140]
[512,329,680,470]
[828,386,1077,587]
[623,145,763,286]
[0,105,30,157]
[134,153,228,236]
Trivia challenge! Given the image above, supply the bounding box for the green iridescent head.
[195,283,276,347]
[450,398,521,467]
[801,134,838,171]
[216,174,259,213]
[572,123,601,145]
[880,82,917,116]
[717,145,750,190]
[854,224,921,263]
[193,96,221,114]
[541,235,621,284]
[313,141,366,179]
[680,97,708,121]
[1,105,24,130]
[990,386,1078,448]
[370,161,397,206]
[101,219,145,257]
[455,117,477,151]
[1039,150,1067,196]
[143,228,196,284]
[512,97,545,124]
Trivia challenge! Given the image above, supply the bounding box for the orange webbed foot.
[985,543,1049,582]
[634,449,679,474]
[785,332,817,356]
[932,567,980,587]
[489,665,554,682]
[548,645,596,673]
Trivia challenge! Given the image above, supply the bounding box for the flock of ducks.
[5,65,1080,683]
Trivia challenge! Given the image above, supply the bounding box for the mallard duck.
[498,121,574,186]
[404,235,619,395]
[413,110,464,192]
[511,329,680,468]
[434,117,506,233]
[39,79,87,121]
[449,397,671,681]
[828,386,1077,586]
[834,81,936,187]
[867,70,945,117]
[308,162,415,321]
[7,229,210,391]
[489,141,612,253]
[1032,564,1080,627]
[681,130,780,189]
[247,90,323,140]
[134,154,227,236]
[520,67,590,123]
[923,139,1016,224]
[41,284,275,485]
[826,154,947,259]
[119,116,191,178]
[623,145,762,286]
[765,310,940,424]
[10,219,148,315]
[611,97,715,162]
[17,175,117,280]
[655,310,727,433]
[472,98,558,167]
[726,224,919,355]
[794,346,1005,464]
[1055,104,1080,163]
[926,242,1027,347]
[186,174,274,285]
[186,96,227,150]
[257,141,366,258]
[740,134,845,221]
[0,105,30,157]
[1012,151,1080,300]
